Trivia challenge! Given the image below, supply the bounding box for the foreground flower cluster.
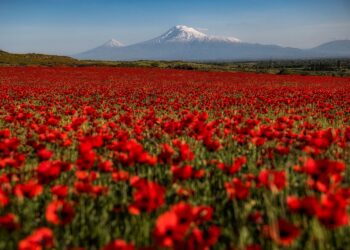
[0,67,350,250]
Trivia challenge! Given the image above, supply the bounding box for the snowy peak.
[150,25,240,44]
[158,25,207,42]
[103,39,123,48]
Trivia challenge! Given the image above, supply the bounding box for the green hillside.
[0,50,82,66]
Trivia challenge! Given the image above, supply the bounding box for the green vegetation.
[0,50,81,67]
[1,49,350,76]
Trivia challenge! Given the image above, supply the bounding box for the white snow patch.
[150,25,241,44]
[103,39,124,47]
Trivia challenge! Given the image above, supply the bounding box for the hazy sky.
[1,0,350,55]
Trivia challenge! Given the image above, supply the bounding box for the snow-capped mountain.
[151,25,208,43]
[76,38,123,59]
[146,25,240,44]
[75,25,350,61]
[103,39,124,48]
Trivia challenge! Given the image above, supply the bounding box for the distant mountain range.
[74,25,350,61]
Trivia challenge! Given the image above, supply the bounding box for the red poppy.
[263,218,300,246]
[225,177,251,200]
[37,160,66,183]
[153,211,187,248]
[37,148,53,161]
[317,192,348,229]
[46,200,75,225]
[153,202,218,249]
[19,227,54,250]
[287,196,319,216]
[171,165,205,180]
[112,170,130,182]
[171,165,193,180]
[217,156,247,175]
[98,160,114,172]
[129,179,165,214]
[258,169,286,191]
[252,137,267,147]
[202,134,222,152]
[14,180,43,199]
[158,143,175,164]
[171,202,194,227]
[202,225,221,247]
[0,188,9,207]
[50,185,69,199]
[0,213,19,231]
[301,158,345,192]
[101,239,134,250]
[173,140,195,163]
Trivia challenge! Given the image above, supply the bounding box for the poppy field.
[0,66,350,250]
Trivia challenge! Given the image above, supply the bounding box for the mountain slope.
[309,40,350,57]
[144,25,241,44]
[76,38,124,60]
[74,25,350,61]
[0,50,81,66]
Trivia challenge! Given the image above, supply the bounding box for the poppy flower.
[301,158,345,192]
[225,177,251,200]
[129,179,165,214]
[102,239,134,250]
[153,202,218,249]
[252,137,267,147]
[46,200,75,225]
[181,226,219,250]
[171,202,194,227]
[74,181,93,195]
[158,143,175,164]
[112,170,130,182]
[263,218,300,246]
[173,140,194,163]
[37,160,65,183]
[287,196,319,216]
[203,134,222,152]
[171,165,193,180]
[317,192,348,229]
[98,160,114,172]
[75,170,98,182]
[37,148,53,161]
[153,211,187,248]
[202,225,221,247]
[0,188,9,207]
[258,169,286,191]
[0,213,19,231]
[217,156,247,175]
[19,227,54,250]
[14,180,43,199]
[50,185,69,199]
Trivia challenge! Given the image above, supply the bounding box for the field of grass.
[0,66,350,250]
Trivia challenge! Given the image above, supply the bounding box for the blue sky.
[1,0,349,55]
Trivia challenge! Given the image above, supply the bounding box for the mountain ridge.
[72,25,350,61]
